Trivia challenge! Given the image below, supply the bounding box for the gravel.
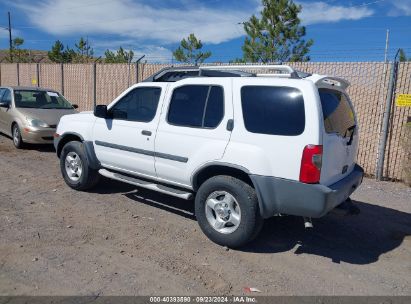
[0,135,410,296]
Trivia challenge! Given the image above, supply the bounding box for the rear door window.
[241,86,305,136]
[318,88,355,136]
[167,85,224,128]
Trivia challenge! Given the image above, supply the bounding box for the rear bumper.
[21,127,56,144]
[250,164,364,219]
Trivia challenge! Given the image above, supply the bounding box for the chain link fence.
[0,62,410,182]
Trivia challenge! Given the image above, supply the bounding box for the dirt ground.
[0,134,410,296]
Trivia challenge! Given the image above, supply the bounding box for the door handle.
[141,130,152,136]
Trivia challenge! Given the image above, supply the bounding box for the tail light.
[299,145,323,184]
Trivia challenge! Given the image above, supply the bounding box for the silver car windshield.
[14,90,74,109]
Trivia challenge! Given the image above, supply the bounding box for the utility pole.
[8,12,13,62]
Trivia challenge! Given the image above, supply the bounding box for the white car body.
[55,65,364,246]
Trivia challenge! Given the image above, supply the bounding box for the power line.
[349,0,385,8]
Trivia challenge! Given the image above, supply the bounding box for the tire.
[60,141,100,191]
[195,175,264,248]
[12,124,24,149]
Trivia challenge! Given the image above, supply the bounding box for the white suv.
[54,65,364,247]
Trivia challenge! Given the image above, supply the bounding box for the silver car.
[0,86,78,148]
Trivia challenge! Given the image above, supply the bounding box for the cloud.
[388,0,411,16]
[10,0,377,61]
[94,40,172,63]
[91,38,172,63]
[298,1,374,25]
[0,31,8,39]
[0,28,22,40]
[11,0,376,46]
[12,0,253,45]
[133,45,173,63]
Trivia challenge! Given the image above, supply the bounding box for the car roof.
[0,86,59,92]
[143,65,350,91]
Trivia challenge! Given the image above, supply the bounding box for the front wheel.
[195,175,263,248]
[12,124,24,149]
[60,141,100,191]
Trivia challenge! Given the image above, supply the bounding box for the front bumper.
[250,164,364,219]
[21,127,56,144]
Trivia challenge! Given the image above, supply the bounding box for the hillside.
[0,49,52,63]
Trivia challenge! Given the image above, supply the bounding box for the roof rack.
[199,65,300,79]
[143,66,254,82]
[143,64,307,82]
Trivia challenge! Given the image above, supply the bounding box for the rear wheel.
[12,124,24,149]
[195,175,263,248]
[60,141,100,191]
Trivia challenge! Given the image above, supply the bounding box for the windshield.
[14,90,74,109]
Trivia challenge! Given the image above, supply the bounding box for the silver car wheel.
[13,126,20,146]
[65,152,83,182]
[205,191,241,234]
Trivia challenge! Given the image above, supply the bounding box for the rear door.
[154,78,232,188]
[318,88,358,186]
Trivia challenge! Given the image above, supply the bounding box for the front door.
[0,89,12,135]
[93,85,165,179]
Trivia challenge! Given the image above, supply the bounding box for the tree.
[48,40,75,63]
[242,0,313,63]
[229,57,247,64]
[173,33,211,65]
[399,49,410,62]
[104,47,134,63]
[73,37,94,63]
[12,37,24,49]
[11,37,30,62]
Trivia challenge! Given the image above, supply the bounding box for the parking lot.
[0,134,410,296]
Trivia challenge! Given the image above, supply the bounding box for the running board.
[99,169,193,200]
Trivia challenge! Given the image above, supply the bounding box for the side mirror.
[72,104,79,109]
[0,101,9,108]
[94,105,108,119]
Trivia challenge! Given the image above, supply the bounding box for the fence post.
[36,63,40,87]
[60,63,64,95]
[376,51,400,180]
[135,55,145,83]
[93,62,97,110]
[136,61,138,83]
[16,63,20,86]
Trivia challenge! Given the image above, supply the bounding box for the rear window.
[241,86,305,136]
[318,89,355,136]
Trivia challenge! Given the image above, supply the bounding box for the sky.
[0,0,410,63]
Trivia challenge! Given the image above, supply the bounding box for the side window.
[241,86,305,136]
[0,89,5,100]
[168,85,224,128]
[318,89,355,136]
[2,89,11,105]
[110,87,161,122]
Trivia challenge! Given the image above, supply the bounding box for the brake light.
[299,145,323,184]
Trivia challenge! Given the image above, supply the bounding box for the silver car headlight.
[26,117,49,128]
